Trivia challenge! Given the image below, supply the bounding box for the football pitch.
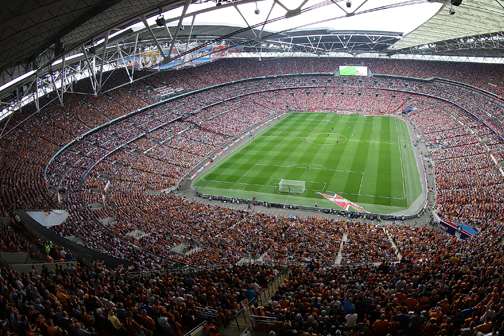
[194,112,423,214]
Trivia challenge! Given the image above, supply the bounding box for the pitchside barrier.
[196,192,426,221]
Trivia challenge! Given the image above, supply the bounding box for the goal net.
[278,179,306,194]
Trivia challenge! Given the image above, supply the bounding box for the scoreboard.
[338,65,368,76]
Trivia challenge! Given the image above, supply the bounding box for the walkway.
[335,232,348,265]
[382,227,402,261]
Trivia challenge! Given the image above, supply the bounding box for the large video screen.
[339,65,368,76]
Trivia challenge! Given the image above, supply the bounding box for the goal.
[278,179,306,194]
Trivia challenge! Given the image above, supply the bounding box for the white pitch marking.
[394,121,407,201]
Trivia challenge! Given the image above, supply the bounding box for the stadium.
[0,0,503,335]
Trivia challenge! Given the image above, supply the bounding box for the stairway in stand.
[221,270,289,336]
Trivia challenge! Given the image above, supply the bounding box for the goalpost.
[278,179,306,194]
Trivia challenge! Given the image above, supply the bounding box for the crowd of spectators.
[253,223,503,335]
[408,99,504,226]
[1,61,502,262]
[0,218,74,263]
[1,208,502,335]
[0,220,36,253]
[0,58,502,335]
[0,261,277,335]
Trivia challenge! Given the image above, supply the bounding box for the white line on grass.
[262,135,397,145]
[324,190,405,200]
[254,163,364,176]
[357,173,365,195]
[394,121,407,201]
[205,179,278,188]
[204,178,405,201]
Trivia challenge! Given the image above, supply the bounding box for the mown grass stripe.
[389,119,407,206]
[373,117,393,206]
[342,117,374,201]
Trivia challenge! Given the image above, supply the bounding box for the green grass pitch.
[194,112,422,214]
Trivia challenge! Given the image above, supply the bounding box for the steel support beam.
[81,45,98,95]
[98,30,110,93]
[131,33,140,78]
[166,0,192,61]
[116,43,133,83]
[260,1,276,39]
[164,21,182,57]
[185,15,197,50]
[49,65,63,106]
[60,53,66,99]
[34,72,40,112]
[234,5,258,40]
[142,16,167,58]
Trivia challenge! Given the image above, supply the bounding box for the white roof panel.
[390,0,504,50]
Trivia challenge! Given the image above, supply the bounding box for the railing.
[196,192,421,221]
[256,270,289,307]
[225,304,253,335]
[46,71,504,194]
[220,269,289,335]
[243,270,290,333]
[183,321,207,336]
[250,315,282,333]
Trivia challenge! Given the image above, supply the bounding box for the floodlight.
[156,15,165,26]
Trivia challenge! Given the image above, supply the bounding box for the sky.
[135,0,443,35]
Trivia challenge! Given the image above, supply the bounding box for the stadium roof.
[391,0,504,54]
[114,24,404,54]
[0,0,184,84]
[0,0,503,118]
[1,1,502,80]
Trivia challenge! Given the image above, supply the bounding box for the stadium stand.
[0,58,503,335]
[1,0,504,332]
